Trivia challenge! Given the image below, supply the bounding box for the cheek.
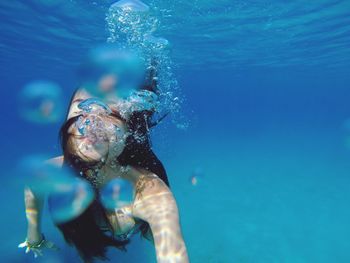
[109,127,128,157]
[70,136,109,160]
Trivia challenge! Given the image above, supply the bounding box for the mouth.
[78,134,108,145]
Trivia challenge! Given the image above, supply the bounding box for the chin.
[78,151,107,164]
[76,141,108,163]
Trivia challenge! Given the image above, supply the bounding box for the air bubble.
[189,167,204,186]
[16,155,75,194]
[18,80,63,124]
[48,178,95,224]
[110,0,149,13]
[100,178,134,210]
[79,44,146,99]
[144,35,169,50]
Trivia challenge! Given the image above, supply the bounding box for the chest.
[97,205,140,241]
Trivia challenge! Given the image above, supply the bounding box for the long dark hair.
[50,71,169,262]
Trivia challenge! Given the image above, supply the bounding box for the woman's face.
[67,110,127,163]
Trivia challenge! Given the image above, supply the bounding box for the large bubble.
[100,178,134,210]
[106,0,156,45]
[79,44,146,99]
[48,178,95,224]
[110,0,149,13]
[144,35,170,50]
[16,155,74,194]
[16,155,95,224]
[18,80,63,124]
[111,89,159,119]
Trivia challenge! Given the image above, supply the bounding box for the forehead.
[66,113,125,137]
[67,88,124,120]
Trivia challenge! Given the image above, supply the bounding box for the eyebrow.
[72,98,84,103]
[66,112,125,128]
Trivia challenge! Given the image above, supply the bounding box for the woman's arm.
[24,156,64,243]
[24,187,44,244]
[133,175,189,263]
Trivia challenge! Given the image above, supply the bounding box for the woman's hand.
[20,157,64,258]
[18,235,58,258]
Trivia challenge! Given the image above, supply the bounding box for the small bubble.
[189,167,204,186]
[190,176,199,186]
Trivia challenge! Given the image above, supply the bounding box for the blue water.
[1,0,350,262]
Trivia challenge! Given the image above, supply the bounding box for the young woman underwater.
[19,68,189,263]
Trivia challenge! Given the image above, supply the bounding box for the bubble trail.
[105,0,187,129]
[100,178,134,210]
[18,80,63,124]
[144,35,169,50]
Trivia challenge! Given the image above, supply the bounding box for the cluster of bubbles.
[76,98,114,140]
[18,80,64,124]
[75,98,128,158]
[17,155,134,223]
[112,89,159,119]
[105,0,186,128]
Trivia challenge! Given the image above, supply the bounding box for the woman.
[19,72,189,263]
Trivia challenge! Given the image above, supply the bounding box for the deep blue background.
[1,0,350,262]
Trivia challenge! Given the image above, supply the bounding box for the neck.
[88,158,138,188]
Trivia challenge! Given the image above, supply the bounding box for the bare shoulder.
[132,170,177,221]
[134,171,171,199]
[45,156,64,167]
[72,88,90,102]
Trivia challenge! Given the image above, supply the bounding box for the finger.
[18,242,26,248]
[25,247,30,254]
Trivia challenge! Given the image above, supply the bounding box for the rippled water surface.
[1,0,350,71]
